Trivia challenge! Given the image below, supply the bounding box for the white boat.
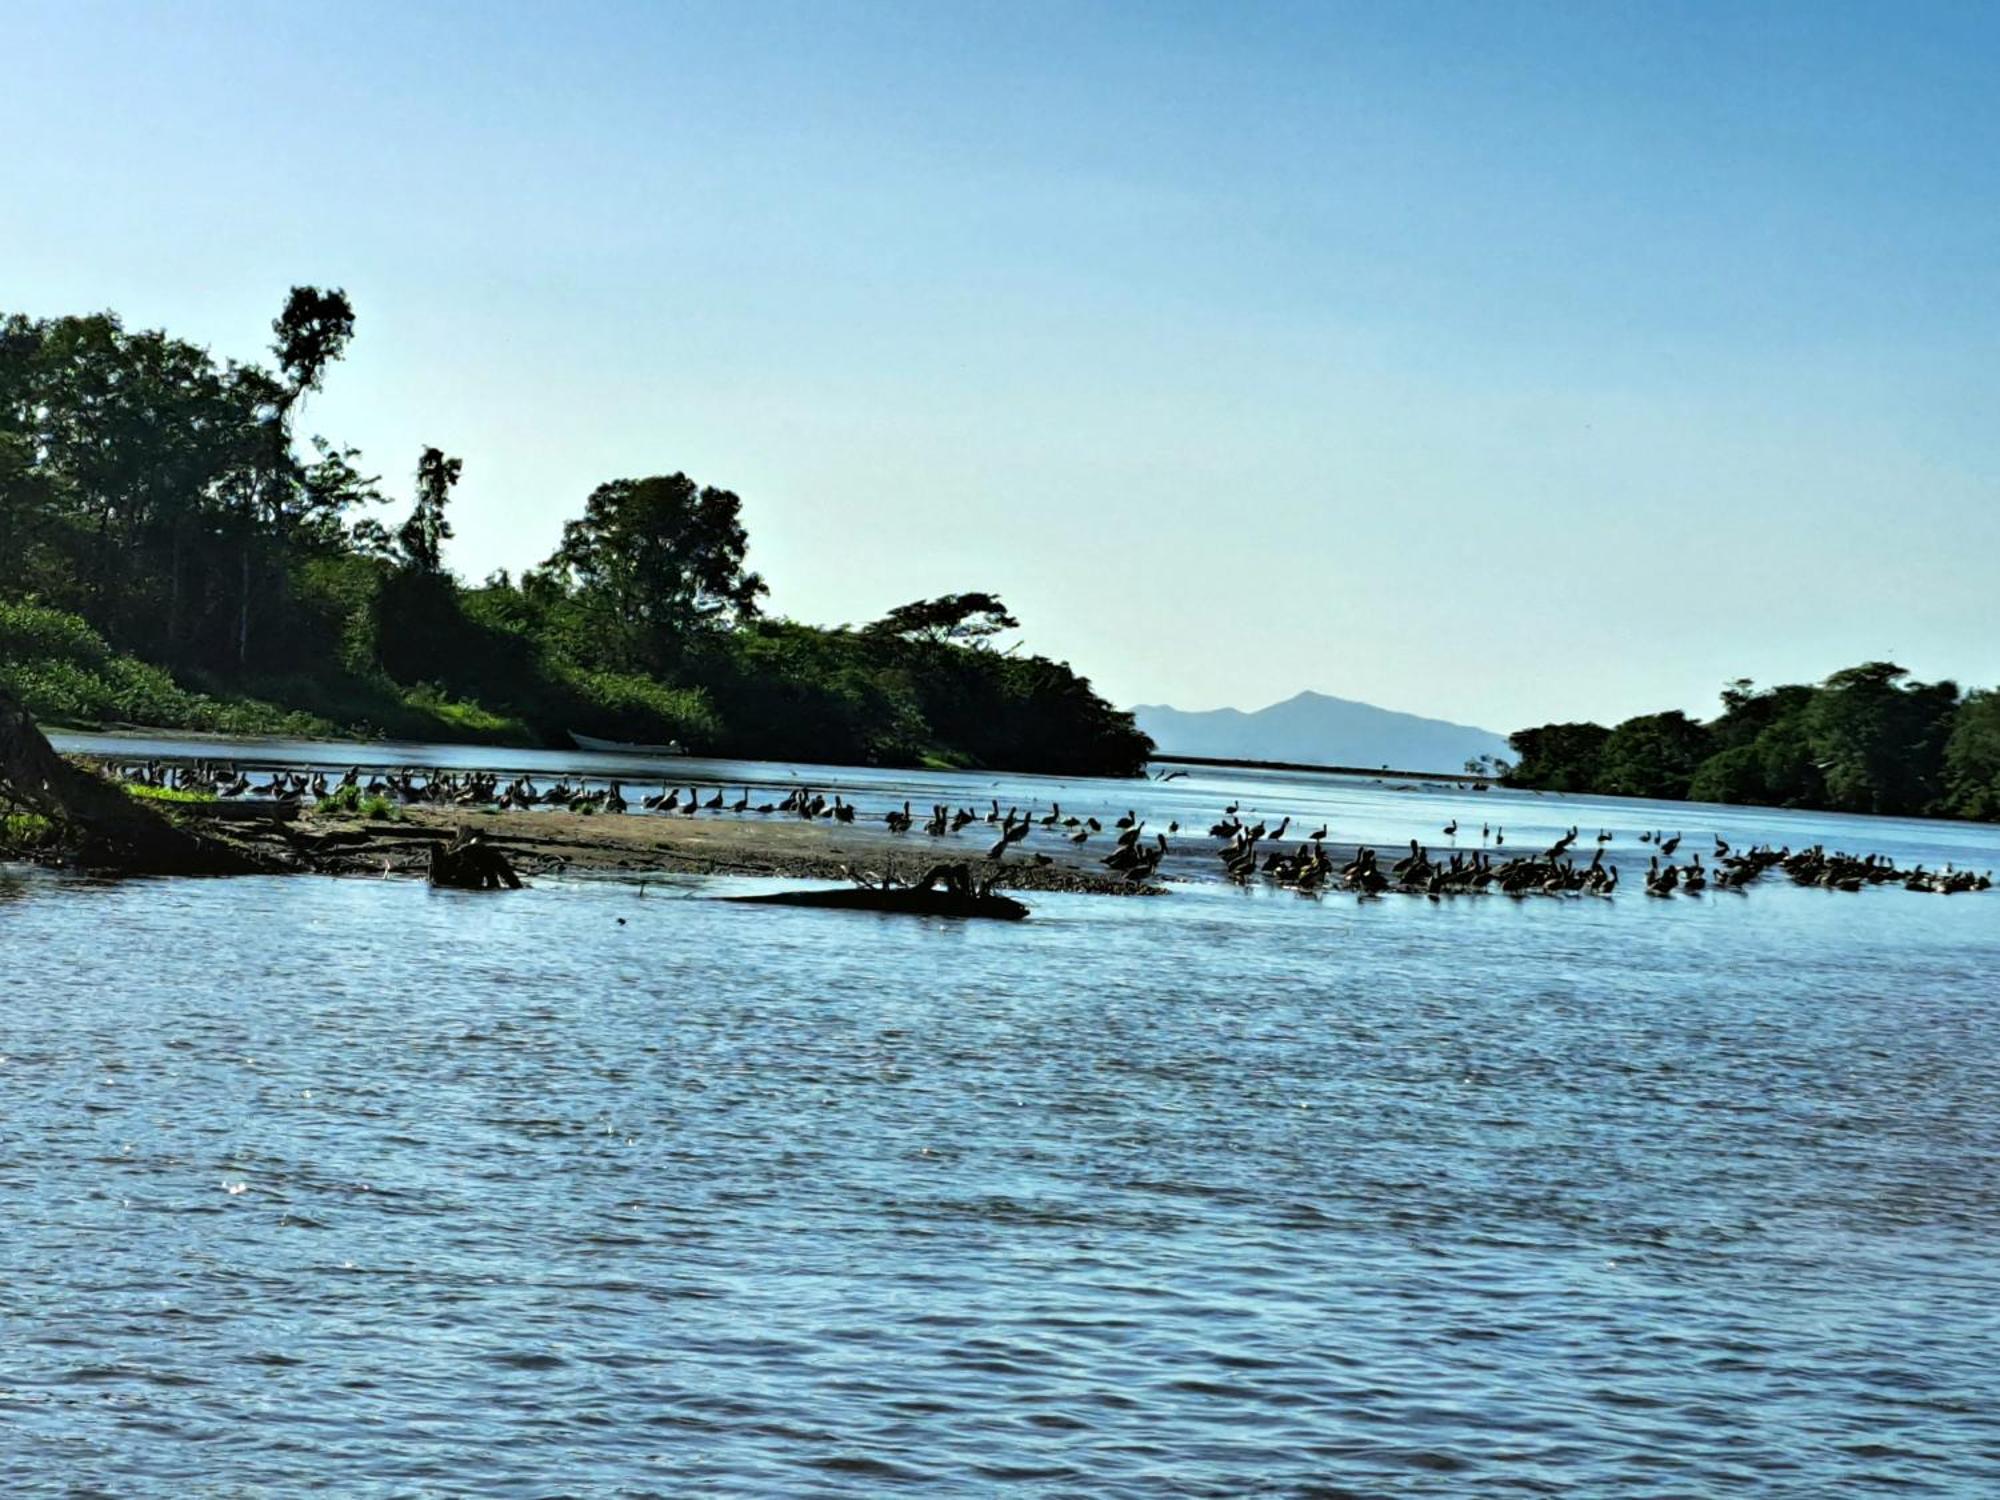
[569,731,688,756]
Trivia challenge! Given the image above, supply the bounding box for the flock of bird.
[1200,816,1989,899]
[113,759,1992,899]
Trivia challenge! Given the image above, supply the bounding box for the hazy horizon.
[1127,686,1506,729]
[8,0,1995,732]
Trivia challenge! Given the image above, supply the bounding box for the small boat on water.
[723,886,1030,921]
[569,731,687,756]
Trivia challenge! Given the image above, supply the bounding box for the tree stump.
[428,830,524,890]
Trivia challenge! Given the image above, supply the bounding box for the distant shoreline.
[44,721,1149,781]
[51,731,1989,833]
[1149,752,1495,784]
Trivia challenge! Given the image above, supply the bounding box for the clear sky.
[7,0,1996,730]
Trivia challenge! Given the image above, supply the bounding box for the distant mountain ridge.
[1131,691,1510,772]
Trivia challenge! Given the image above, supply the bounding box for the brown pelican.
[987,819,1028,860]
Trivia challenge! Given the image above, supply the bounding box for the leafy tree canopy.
[398,447,460,575]
[867,592,1020,646]
[1805,661,1958,814]
[536,473,767,672]
[1506,721,1609,793]
[271,287,355,400]
[1596,711,1713,801]
[1509,664,1980,821]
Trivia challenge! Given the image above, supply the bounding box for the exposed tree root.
[0,689,273,874]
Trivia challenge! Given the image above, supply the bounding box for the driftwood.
[428,829,523,889]
[0,688,266,873]
[726,863,1028,920]
[725,885,1029,919]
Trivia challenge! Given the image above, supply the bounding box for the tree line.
[0,292,1153,775]
[1506,664,2000,822]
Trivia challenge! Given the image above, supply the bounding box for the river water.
[6,736,1999,1495]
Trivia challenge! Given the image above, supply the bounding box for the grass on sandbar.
[310,783,402,821]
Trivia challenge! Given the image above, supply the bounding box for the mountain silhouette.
[1131,690,1510,771]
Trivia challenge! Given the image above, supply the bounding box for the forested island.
[1506,665,2000,822]
[0,290,1152,776]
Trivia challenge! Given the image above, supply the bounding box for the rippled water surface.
[6,758,2000,1496]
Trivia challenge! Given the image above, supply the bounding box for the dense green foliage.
[1943,691,2000,821]
[866,592,1020,646]
[0,600,329,735]
[0,297,1151,774]
[0,810,55,850]
[1508,664,1999,821]
[1502,722,1609,794]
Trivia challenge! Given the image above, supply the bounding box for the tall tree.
[1596,711,1714,800]
[1806,662,1958,815]
[1505,721,1610,792]
[539,473,766,671]
[398,447,460,574]
[237,286,357,663]
[271,287,356,403]
[372,448,465,686]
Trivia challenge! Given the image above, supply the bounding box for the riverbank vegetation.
[1,294,1151,775]
[1508,665,2000,822]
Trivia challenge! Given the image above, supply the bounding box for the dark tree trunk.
[166,526,183,659]
[238,543,251,667]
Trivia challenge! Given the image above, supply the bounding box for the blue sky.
[6,1,1996,729]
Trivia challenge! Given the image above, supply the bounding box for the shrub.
[1,811,57,850]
